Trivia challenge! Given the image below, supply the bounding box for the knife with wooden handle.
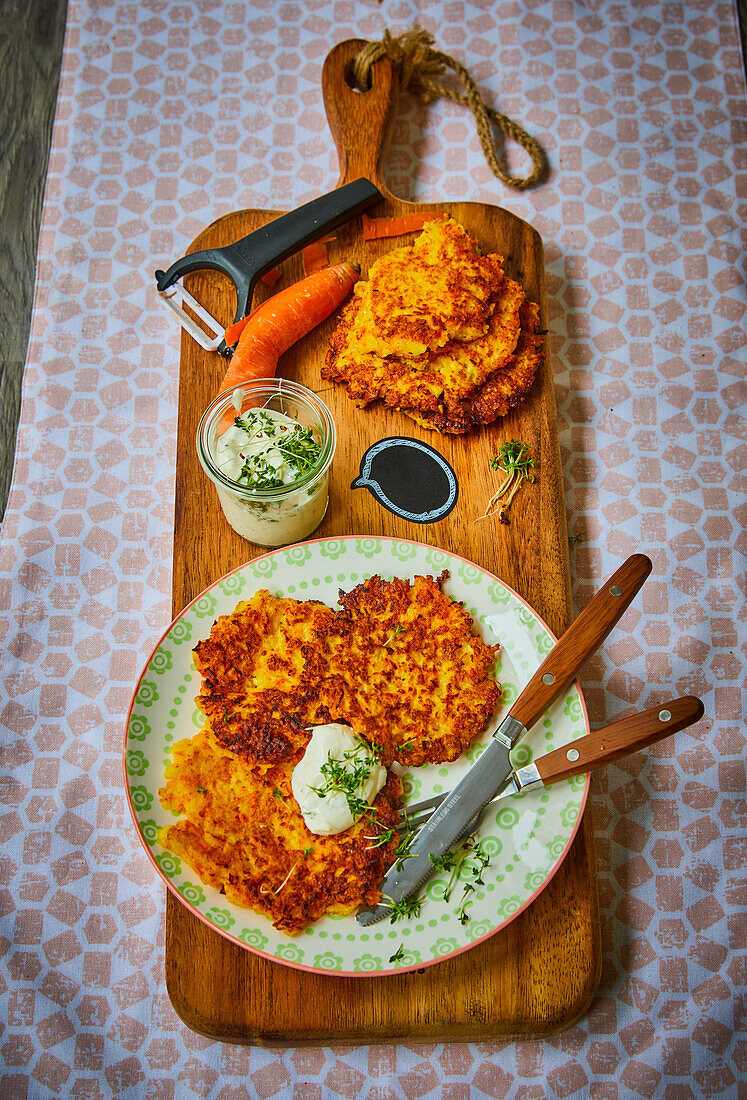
[356,553,653,926]
[400,695,705,828]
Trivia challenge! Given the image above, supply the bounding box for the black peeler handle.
[154,177,382,328]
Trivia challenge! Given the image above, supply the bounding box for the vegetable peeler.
[154,177,383,355]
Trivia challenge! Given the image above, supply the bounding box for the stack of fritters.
[322,218,543,433]
[158,575,501,933]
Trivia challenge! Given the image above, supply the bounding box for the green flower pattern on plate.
[178,882,206,906]
[465,919,493,941]
[250,557,278,579]
[495,895,522,919]
[130,785,153,813]
[313,952,343,970]
[238,928,268,949]
[425,878,451,903]
[546,835,568,859]
[509,744,533,768]
[495,806,520,830]
[136,680,159,707]
[564,696,583,720]
[353,954,382,972]
[219,574,246,596]
[193,593,218,618]
[319,539,346,560]
[139,819,159,845]
[208,908,235,931]
[126,537,587,976]
[515,606,537,629]
[356,537,381,559]
[455,562,481,586]
[524,870,547,891]
[391,541,417,563]
[128,714,151,741]
[487,581,511,604]
[424,547,449,569]
[284,545,312,567]
[500,682,518,704]
[401,774,422,802]
[275,944,305,963]
[476,835,503,858]
[155,852,180,878]
[127,750,147,777]
[431,937,459,956]
[150,649,173,675]
[167,620,192,646]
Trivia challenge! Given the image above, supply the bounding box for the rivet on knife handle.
[534,694,704,785]
[502,554,652,740]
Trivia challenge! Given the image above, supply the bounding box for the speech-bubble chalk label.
[351,437,458,523]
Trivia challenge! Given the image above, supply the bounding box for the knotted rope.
[350,26,548,191]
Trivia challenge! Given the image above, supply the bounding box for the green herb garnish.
[389,943,407,963]
[232,412,321,491]
[309,741,378,820]
[383,894,423,923]
[476,439,536,525]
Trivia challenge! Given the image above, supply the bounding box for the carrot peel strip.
[302,236,334,276]
[260,267,282,287]
[224,315,251,347]
[361,212,443,240]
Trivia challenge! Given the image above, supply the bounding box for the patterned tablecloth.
[1,1,744,1096]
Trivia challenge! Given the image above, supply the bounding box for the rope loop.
[350,26,548,191]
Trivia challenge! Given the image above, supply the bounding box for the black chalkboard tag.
[351,437,458,524]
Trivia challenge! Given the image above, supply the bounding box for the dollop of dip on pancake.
[291,723,386,836]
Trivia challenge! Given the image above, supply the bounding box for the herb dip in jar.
[197,380,336,548]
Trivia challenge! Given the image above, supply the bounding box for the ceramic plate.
[124,536,590,976]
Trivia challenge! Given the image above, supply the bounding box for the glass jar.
[197,378,336,548]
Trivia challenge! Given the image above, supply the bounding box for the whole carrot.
[218,261,359,395]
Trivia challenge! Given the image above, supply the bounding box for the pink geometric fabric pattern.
[1,0,744,1096]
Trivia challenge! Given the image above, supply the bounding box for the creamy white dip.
[213,405,328,547]
[291,724,387,836]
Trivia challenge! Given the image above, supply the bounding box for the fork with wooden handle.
[398,695,705,831]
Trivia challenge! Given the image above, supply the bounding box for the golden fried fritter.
[324,274,525,414]
[193,590,332,700]
[348,217,505,358]
[322,217,541,433]
[406,302,543,434]
[304,573,501,768]
[159,724,401,936]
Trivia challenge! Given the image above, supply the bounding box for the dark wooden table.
[0,0,68,521]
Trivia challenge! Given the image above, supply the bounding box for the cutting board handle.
[322,39,399,194]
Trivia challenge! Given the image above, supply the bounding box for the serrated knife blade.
[356,552,653,927]
[356,727,516,926]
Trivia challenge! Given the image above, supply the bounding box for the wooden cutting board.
[166,39,601,1043]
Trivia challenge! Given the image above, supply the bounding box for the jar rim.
[196,379,336,501]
